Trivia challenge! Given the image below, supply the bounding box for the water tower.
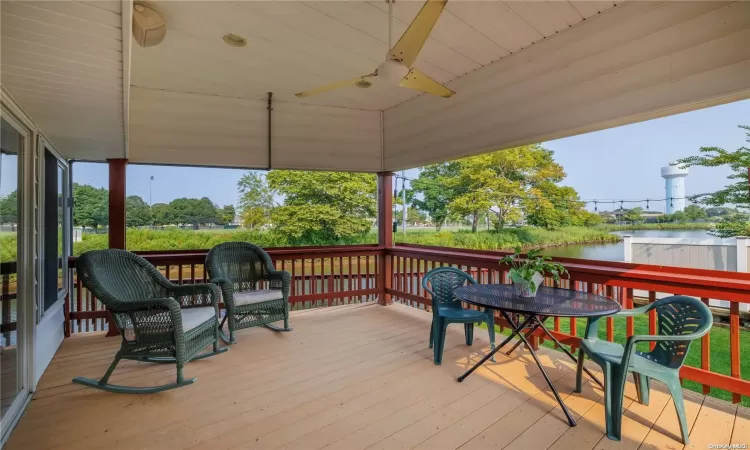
[661,164,689,214]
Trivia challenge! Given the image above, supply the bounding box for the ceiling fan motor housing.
[377,60,410,84]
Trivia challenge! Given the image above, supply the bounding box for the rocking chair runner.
[206,242,291,344]
[73,249,227,393]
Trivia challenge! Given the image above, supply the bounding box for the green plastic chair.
[575,295,712,443]
[73,249,227,393]
[422,267,495,365]
[206,242,291,344]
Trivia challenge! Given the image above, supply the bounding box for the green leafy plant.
[499,247,569,295]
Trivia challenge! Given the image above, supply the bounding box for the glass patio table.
[454,284,621,427]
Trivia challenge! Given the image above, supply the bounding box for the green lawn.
[481,314,749,406]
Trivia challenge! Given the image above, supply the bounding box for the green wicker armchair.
[206,242,291,344]
[73,249,227,394]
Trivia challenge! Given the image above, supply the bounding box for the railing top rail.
[68,244,383,268]
[391,244,750,301]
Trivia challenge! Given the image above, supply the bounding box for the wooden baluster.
[291,258,297,299]
[178,264,183,285]
[569,280,578,339]
[76,277,83,333]
[648,291,657,351]
[700,297,711,395]
[606,285,614,342]
[730,301,741,403]
[1,273,10,343]
[301,258,307,297]
[346,256,354,303]
[327,259,334,307]
[625,288,635,337]
[362,256,378,301]
[190,263,195,285]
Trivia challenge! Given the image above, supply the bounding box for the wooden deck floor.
[7,303,748,450]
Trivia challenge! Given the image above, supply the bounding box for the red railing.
[63,243,749,404]
[387,243,750,405]
[65,245,382,335]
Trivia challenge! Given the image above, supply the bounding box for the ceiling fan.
[295,0,454,99]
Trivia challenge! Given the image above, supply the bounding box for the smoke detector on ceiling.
[132,3,167,48]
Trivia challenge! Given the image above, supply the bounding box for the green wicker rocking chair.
[206,242,291,344]
[73,249,227,394]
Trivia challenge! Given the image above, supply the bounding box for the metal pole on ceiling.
[401,171,406,235]
[267,92,273,170]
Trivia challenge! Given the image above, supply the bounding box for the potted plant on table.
[500,248,569,298]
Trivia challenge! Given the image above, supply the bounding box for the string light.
[393,174,703,209]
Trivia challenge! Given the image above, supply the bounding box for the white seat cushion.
[233,289,283,306]
[181,307,216,333]
[122,306,215,340]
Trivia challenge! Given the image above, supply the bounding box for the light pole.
[149,175,154,207]
[401,171,407,235]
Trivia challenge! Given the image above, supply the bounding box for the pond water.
[543,229,714,262]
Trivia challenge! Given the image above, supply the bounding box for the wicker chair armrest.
[112,297,183,341]
[211,277,236,309]
[264,270,291,299]
[168,283,221,312]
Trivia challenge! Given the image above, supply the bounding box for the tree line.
[71,183,235,229]
[236,144,600,243]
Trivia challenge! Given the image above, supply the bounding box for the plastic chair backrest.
[421,267,477,313]
[646,296,713,369]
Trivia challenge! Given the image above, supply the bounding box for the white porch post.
[623,235,633,263]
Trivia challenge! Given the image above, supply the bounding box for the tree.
[237,172,274,229]
[266,171,376,243]
[449,145,566,231]
[196,197,219,225]
[73,183,108,229]
[524,183,590,229]
[411,162,460,231]
[218,205,236,225]
[167,198,218,229]
[0,190,18,228]
[125,195,152,227]
[670,211,688,223]
[683,204,707,221]
[623,207,643,224]
[406,207,427,225]
[151,203,171,227]
[674,125,750,237]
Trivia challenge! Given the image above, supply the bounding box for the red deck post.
[106,158,127,336]
[377,172,393,305]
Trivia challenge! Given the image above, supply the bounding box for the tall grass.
[395,226,620,251]
[0,226,620,261]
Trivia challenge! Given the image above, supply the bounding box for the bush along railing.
[387,243,750,406]
[65,245,382,336]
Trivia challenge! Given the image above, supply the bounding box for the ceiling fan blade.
[388,0,447,68]
[399,68,454,98]
[295,73,376,98]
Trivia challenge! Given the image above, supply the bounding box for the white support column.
[623,235,633,263]
[736,237,749,312]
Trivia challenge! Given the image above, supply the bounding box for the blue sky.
[73,99,749,212]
